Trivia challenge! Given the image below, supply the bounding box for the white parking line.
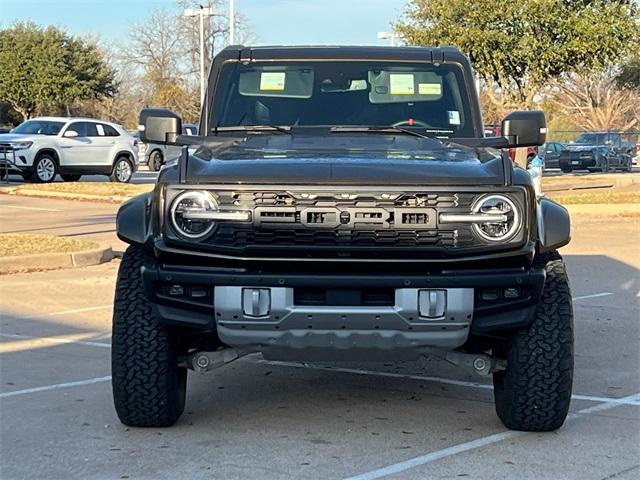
[259,360,640,407]
[343,392,640,480]
[0,333,111,350]
[0,376,112,399]
[14,304,112,320]
[572,292,614,301]
[0,204,61,212]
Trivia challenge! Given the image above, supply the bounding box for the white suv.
[0,117,138,183]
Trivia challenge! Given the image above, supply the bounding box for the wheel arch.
[537,198,571,253]
[35,148,60,165]
[113,150,135,169]
[116,192,154,245]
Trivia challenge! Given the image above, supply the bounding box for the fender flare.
[116,192,153,245]
[537,198,571,253]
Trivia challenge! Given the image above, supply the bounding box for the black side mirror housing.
[139,108,182,145]
[501,110,546,147]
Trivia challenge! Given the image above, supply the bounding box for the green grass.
[552,191,640,205]
[0,234,98,256]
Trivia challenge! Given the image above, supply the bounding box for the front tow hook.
[180,348,249,373]
[445,351,506,376]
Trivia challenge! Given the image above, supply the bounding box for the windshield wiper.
[215,125,292,135]
[330,126,434,139]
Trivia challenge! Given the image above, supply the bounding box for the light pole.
[184,5,215,107]
[229,0,235,45]
[377,31,397,46]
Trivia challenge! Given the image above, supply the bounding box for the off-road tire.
[112,245,187,427]
[61,174,81,182]
[493,251,574,431]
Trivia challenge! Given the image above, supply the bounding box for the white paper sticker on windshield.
[418,83,442,95]
[260,72,286,91]
[390,74,415,95]
[448,110,461,125]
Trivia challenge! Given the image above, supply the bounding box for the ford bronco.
[112,45,573,432]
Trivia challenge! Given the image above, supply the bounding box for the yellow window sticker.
[260,72,286,91]
[389,74,415,95]
[418,83,442,95]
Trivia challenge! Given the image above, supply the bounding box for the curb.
[4,188,132,203]
[543,173,640,193]
[564,203,640,216]
[0,243,114,274]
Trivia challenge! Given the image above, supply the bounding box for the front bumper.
[559,153,597,169]
[0,148,34,172]
[142,264,545,359]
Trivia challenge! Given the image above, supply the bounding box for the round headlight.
[471,194,521,242]
[170,191,217,239]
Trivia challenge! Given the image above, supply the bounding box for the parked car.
[142,123,198,172]
[113,45,574,433]
[558,132,633,173]
[0,117,138,183]
[539,141,565,169]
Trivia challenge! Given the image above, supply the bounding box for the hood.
[0,133,40,143]
[183,134,507,186]
[565,144,602,152]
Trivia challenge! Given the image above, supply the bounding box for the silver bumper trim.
[214,286,474,354]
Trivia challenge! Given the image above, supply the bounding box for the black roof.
[220,45,469,64]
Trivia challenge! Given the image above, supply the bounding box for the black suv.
[112,46,573,432]
[559,131,634,173]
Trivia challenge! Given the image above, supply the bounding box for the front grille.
[212,226,461,249]
[171,189,490,255]
[294,288,395,306]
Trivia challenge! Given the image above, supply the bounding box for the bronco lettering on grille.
[253,206,437,230]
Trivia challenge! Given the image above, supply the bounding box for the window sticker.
[260,72,286,91]
[389,74,415,95]
[448,110,461,125]
[418,83,442,95]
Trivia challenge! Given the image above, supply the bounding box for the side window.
[103,124,120,137]
[182,126,197,136]
[85,123,99,137]
[66,122,86,137]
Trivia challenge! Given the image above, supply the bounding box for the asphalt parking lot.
[1,182,639,479]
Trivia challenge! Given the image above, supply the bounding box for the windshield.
[575,133,607,145]
[211,61,475,137]
[12,120,65,136]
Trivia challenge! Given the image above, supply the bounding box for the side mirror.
[63,130,79,138]
[139,108,182,145]
[501,110,546,147]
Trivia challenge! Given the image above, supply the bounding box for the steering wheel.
[392,119,431,128]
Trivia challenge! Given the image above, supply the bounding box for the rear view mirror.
[139,108,182,145]
[63,130,79,138]
[501,111,546,147]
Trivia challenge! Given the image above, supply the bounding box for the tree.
[617,55,640,90]
[550,71,640,131]
[395,0,639,110]
[0,22,116,120]
[122,1,254,123]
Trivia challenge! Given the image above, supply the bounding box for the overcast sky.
[0,0,408,47]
